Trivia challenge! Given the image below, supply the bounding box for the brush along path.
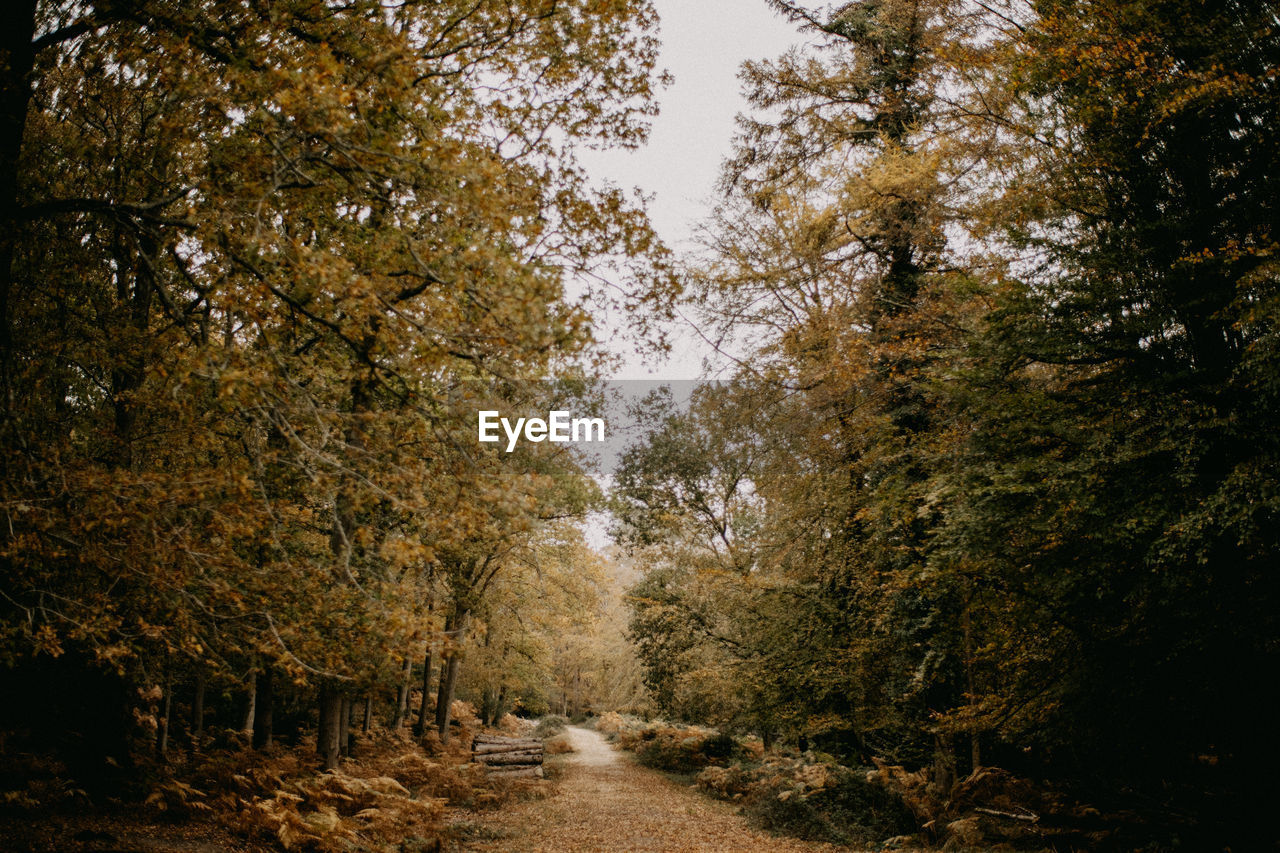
[460,726,852,852]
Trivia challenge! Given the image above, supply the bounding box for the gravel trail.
[460,726,849,852]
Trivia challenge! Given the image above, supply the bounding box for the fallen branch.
[975,807,1039,823]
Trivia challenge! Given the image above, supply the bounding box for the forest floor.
[453,726,857,853]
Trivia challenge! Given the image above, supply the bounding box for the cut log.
[475,742,543,755]
[485,765,543,779]
[474,736,540,745]
[478,747,542,758]
[475,736,540,744]
[474,735,540,746]
[476,752,544,766]
[472,731,547,778]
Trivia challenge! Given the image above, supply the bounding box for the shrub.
[377,750,479,806]
[696,754,918,846]
[532,715,569,739]
[240,767,448,851]
[496,714,528,735]
[629,724,726,773]
[594,711,627,738]
[743,765,916,846]
[635,736,698,772]
[694,764,757,801]
[543,733,575,755]
[601,716,750,773]
[701,731,739,762]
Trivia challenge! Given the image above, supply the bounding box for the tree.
[942,0,1280,822]
[676,0,984,764]
[458,527,608,722]
[1,0,672,778]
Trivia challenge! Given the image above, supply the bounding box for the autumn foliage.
[613,0,1280,849]
[0,0,670,821]
[2,0,1279,850]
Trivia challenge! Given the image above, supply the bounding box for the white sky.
[578,0,799,380]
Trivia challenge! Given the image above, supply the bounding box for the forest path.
[458,725,849,852]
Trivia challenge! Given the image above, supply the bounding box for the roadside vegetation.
[597,713,1143,850]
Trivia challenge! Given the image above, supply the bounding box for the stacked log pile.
[473,733,544,779]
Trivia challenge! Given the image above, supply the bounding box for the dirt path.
[458,726,850,852]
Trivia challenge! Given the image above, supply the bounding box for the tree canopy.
[613,1,1280,846]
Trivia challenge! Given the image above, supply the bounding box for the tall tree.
[0,0,672,777]
[945,0,1280,822]
[684,0,981,763]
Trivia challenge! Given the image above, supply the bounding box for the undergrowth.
[1,700,553,852]
[599,712,918,846]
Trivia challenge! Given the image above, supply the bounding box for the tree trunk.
[338,694,352,757]
[0,1,37,417]
[434,608,469,744]
[242,674,257,736]
[494,683,507,726]
[414,645,433,736]
[362,693,372,734]
[482,683,508,727]
[934,733,956,795]
[156,679,172,760]
[962,588,981,771]
[435,651,461,744]
[392,653,412,729]
[317,686,342,770]
[252,669,273,750]
[108,226,158,470]
[191,670,206,747]
[317,688,333,753]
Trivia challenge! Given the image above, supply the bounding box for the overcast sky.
[577,0,799,379]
